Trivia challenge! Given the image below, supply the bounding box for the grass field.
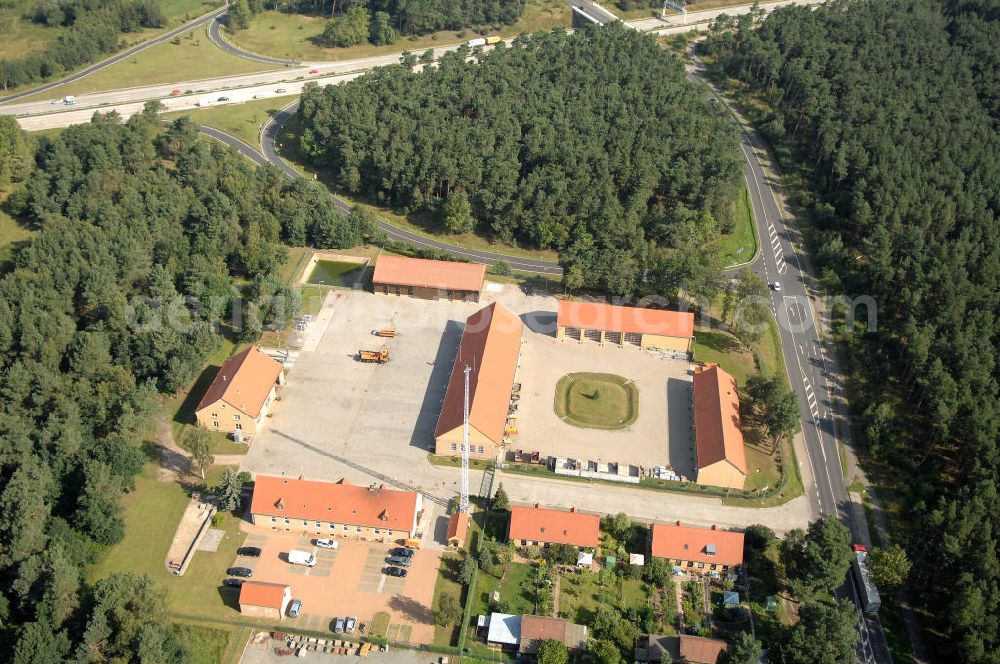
[172,623,234,664]
[163,94,299,148]
[229,0,571,63]
[691,328,755,385]
[558,569,650,626]
[554,372,638,430]
[0,187,34,271]
[718,186,758,267]
[431,553,463,646]
[19,24,279,101]
[473,562,536,618]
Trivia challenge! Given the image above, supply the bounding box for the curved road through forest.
[0,5,229,104]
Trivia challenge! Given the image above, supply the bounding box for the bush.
[211,512,226,527]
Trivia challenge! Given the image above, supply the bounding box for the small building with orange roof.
[372,255,486,302]
[693,364,747,489]
[447,512,470,548]
[434,302,523,460]
[555,300,694,352]
[250,475,422,542]
[239,581,292,621]
[194,346,284,435]
[650,521,744,574]
[508,504,600,549]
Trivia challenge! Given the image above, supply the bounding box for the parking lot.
[228,532,441,644]
[244,284,555,493]
[514,333,695,478]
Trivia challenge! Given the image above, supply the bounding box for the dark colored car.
[237,546,262,557]
[227,566,253,578]
[223,578,244,588]
[390,547,414,558]
[217,96,230,101]
[384,566,408,578]
[387,555,412,567]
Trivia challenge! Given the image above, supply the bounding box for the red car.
[170,88,182,95]
[309,68,319,74]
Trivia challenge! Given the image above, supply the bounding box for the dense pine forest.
[0,110,368,661]
[705,0,1000,660]
[297,25,743,295]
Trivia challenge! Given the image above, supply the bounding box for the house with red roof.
[508,504,600,549]
[693,364,747,490]
[650,522,744,575]
[194,346,284,435]
[555,300,694,352]
[250,475,422,542]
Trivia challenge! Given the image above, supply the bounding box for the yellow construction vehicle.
[359,349,389,363]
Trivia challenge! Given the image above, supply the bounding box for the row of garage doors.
[563,327,642,346]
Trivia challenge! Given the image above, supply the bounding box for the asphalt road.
[259,101,563,275]
[206,13,300,66]
[0,5,229,105]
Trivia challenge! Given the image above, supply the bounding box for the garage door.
[624,332,642,346]
[564,327,582,340]
[584,329,602,342]
[606,331,623,345]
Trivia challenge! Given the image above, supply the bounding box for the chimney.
[298,474,304,481]
[711,524,717,530]
[534,503,540,509]
[570,507,577,513]
[676,520,681,526]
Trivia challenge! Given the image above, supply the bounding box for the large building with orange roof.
[434,302,523,460]
[250,475,423,542]
[508,504,600,549]
[372,255,486,302]
[194,346,284,435]
[693,364,747,489]
[555,300,694,352]
[650,522,744,575]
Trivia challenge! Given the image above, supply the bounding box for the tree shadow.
[173,364,223,427]
[386,595,433,625]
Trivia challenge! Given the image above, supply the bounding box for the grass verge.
[228,0,571,63]
[431,553,463,647]
[718,185,758,267]
[172,622,234,664]
[163,94,300,148]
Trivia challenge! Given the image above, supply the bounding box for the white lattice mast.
[460,364,471,514]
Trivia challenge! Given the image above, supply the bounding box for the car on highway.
[223,578,244,588]
[275,88,288,93]
[288,599,303,618]
[332,617,345,633]
[387,555,412,567]
[344,617,357,633]
[390,547,414,559]
[315,538,339,549]
[227,566,253,578]
[771,281,781,292]
[252,93,264,99]
[170,89,182,95]
[237,546,262,557]
[309,68,319,74]
[217,96,230,102]
[384,566,407,578]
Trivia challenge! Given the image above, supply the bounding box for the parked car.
[275,88,288,93]
[384,566,407,578]
[345,617,357,633]
[170,88,182,95]
[223,578,245,588]
[387,555,412,567]
[237,546,262,557]
[771,281,781,292]
[227,566,253,578]
[390,547,414,558]
[217,96,230,101]
[332,617,345,633]
[315,539,340,550]
[288,599,303,618]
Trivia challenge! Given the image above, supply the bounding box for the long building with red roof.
[650,522,744,574]
[508,504,600,549]
[693,364,747,489]
[555,300,694,352]
[372,255,486,302]
[250,475,422,542]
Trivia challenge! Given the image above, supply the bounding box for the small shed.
[577,551,594,567]
[447,512,470,548]
[239,582,292,621]
[605,555,617,570]
[486,613,522,648]
[629,553,645,566]
[722,591,740,608]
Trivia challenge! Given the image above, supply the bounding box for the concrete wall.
[239,603,280,621]
[696,461,746,490]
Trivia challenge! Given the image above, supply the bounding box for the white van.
[288,549,316,567]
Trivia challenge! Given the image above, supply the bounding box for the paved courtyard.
[515,332,694,477]
[228,531,441,644]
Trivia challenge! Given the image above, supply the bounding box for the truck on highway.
[288,549,317,567]
[467,37,487,47]
[196,96,215,107]
[850,544,881,615]
[63,96,75,105]
[485,36,502,45]
[359,349,389,363]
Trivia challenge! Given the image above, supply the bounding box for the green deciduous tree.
[0,115,34,190]
[322,6,369,47]
[435,593,462,626]
[772,601,858,664]
[181,427,215,479]
[228,0,253,30]
[866,544,911,591]
[719,631,763,664]
[369,10,398,45]
[537,639,569,664]
[442,190,474,234]
[590,637,623,664]
[459,554,477,586]
[782,516,852,597]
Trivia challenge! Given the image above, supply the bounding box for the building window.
[284,518,289,524]
[271,517,276,523]
[460,443,465,452]
[233,414,241,421]
[212,421,219,428]
[356,526,362,533]
[407,287,414,296]
[235,423,242,430]
[478,446,484,454]
[210,413,218,418]
[374,529,381,535]
[329,523,335,529]
[315,522,321,528]
[343,525,349,531]
[451,442,457,451]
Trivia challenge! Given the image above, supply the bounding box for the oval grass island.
[553,372,639,430]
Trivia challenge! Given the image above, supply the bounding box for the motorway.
[0,5,229,104]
